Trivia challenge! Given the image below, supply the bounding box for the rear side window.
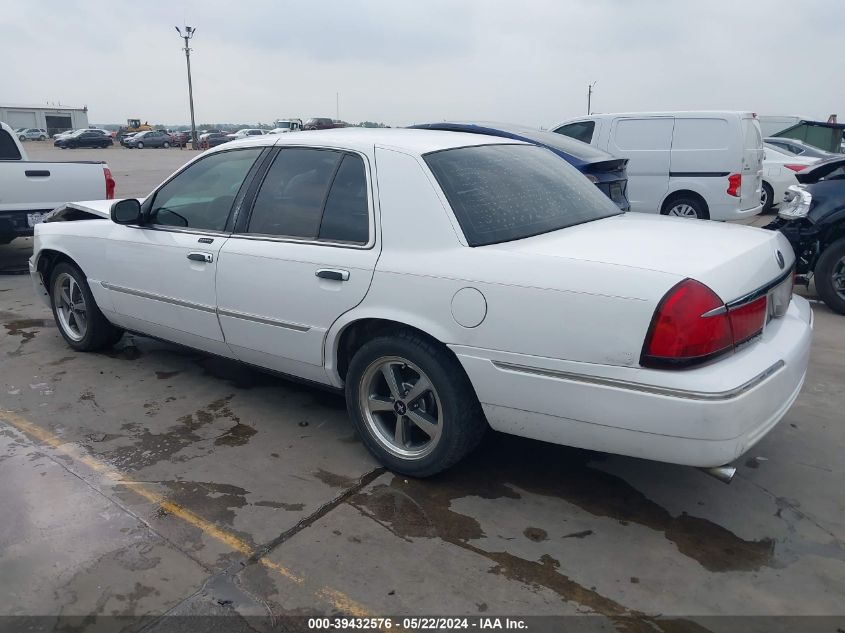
[318,154,369,243]
[247,148,370,243]
[425,144,620,247]
[553,121,595,144]
[0,130,22,160]
[673,118,730,150]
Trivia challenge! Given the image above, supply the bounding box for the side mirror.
[110,198,143,224]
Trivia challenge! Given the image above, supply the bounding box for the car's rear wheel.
[162,141,170,148]
[761,182,774,213]
[662,196,709,219]
[815,238,845,315]
[18,135,25,141]
[345,330,487,477]
[50,262,124,351]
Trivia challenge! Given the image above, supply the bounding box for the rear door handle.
[25,170,50,177]
[187,251,213,263]
[316,269,350,281]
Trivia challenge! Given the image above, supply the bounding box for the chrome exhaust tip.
[701,465,737,484]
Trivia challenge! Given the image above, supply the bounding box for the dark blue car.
[410,121,630,211]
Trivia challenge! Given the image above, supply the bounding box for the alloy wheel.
[359,356,443,459]
[53,272,88,342]
[667,203,699,218]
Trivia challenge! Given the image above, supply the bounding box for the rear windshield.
[425,144,621,247]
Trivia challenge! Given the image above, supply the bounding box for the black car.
[202,132,230,149]
[765,156,845,314]
[410,121,629,210]
[54,129,113,149]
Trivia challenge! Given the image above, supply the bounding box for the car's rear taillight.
[727,173,741,197]
[784,164,808,172]
[104,167,115,199]
[727,295,766,345]
[641,279,767,369]
[641,280,733,368]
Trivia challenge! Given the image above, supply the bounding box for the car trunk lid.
[483,213,794,304]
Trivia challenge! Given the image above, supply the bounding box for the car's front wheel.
[50,262,124,351]
[815,238,845,316]
[136,142,144,149]
[345,330,487,477]
[162,141,170,148]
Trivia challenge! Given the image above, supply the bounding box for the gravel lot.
[1,145,843,629]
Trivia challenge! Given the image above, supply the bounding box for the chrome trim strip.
[725,267,793,309]
[227,232,373,250]
[101,282,217,313]
[491,359,786,401]
[217,308,310,332]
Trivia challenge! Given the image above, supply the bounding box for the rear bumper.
[710,201,763,221]
[0,211,37,239]
[452,295,813,467]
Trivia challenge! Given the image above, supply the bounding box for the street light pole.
[587,81,596,115]
[175,26,198,150]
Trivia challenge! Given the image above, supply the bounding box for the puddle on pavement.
[314,468,358,489]
[155,370,181,380]
[350,434,776,573]
[104,396,244,470]
[3,318,54,356]
[214,422,257,447]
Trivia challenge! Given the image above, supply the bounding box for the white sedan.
[30,129,812,478]
[762,144,818,212]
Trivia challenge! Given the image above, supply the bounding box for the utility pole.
[336,92,339,121]
[587,81,596,115]
[175,25,198,149]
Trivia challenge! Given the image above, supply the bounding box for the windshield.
[276,122,291,128]
[425,144,621,247]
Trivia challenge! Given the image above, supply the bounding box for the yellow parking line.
[0,409,373,618]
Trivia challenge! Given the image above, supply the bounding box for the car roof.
[220,127,527,155]
[409,121,615,164]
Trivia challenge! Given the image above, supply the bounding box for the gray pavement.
[1,151,844,630]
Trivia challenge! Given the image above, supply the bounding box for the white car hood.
[484,213,794,303]
[65,198,145,219]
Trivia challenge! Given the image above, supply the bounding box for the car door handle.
[187,251,213,263]
[25,170,50,177]
[315,269,350,281]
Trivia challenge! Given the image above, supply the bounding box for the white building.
[0,104,90,135]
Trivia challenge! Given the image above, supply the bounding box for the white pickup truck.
[0,121,115,244]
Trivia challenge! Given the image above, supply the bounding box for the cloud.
[1,0,842,127]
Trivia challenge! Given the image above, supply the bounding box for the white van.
[551,111,763,220]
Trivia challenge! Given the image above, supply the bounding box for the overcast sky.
[2,0,842,127]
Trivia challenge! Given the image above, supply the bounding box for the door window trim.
[230,145,376,250]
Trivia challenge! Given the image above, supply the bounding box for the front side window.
[553,121,595,144]
[246,148,369,243]
[148,148,263,231]
[425,144,620,247]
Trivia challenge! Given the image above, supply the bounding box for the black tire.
[661,195,710,220]
[18,135,25,141]
[345,330,487,477]
[162,141,170,148]
[49,262,124,351]
[761,182,775,214]
[815,238,845,316]
[136,142,144,149]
